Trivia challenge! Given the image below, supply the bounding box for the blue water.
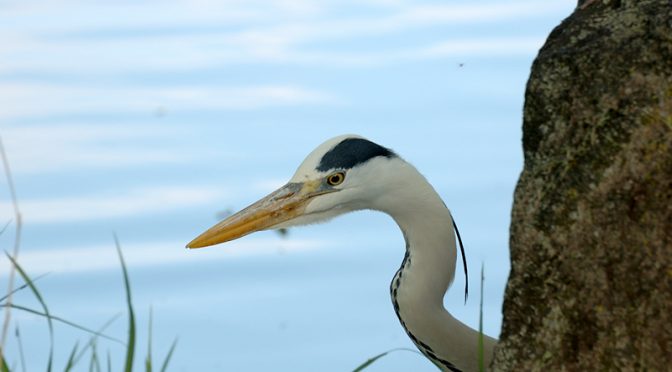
[0,1,573,371]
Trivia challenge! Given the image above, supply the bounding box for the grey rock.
[493,1,672,370]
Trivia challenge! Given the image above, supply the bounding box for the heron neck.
[385,179,495,372]
[392,194,457,307]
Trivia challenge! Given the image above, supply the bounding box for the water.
[0,1,573,371]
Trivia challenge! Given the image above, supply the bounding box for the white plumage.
[188,134,496,371]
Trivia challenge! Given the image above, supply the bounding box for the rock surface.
[493,1,672,370]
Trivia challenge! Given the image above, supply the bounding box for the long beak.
[187,181,325,249]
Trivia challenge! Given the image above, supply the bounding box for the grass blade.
[0,273,50,303]
[0,220,10,236]
[114,235,136,372]
[1,304,122,345]
[93,342,102,372]
[5,253,53,372]
[88,339,98,372]
[0,353,9,372]
[158,338,178,372]
[352,352,387,372]
[106,350,111,372]
[14,326,25,372]
[478,263,485,372]
[352,348,421,372]
[145,307,153,372]
[0,136,23,372]
[63,342,80,372]
[71,314,123,368]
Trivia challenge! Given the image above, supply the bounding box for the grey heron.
[187,134,497,371]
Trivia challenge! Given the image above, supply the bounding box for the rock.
[493,1,672,370]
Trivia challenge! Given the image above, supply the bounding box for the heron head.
[187,134,409,248]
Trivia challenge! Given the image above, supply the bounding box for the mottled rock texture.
[493,1,672,371]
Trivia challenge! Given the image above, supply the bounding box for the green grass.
[5,253,54,372]
[0,240,178,372]
[115,234,136,372]
[1,353,9,372]
[0,136,177,371]
[351,348,423,372]
[14,326,26,372]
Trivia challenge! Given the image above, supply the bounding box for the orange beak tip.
[185,238,211,250]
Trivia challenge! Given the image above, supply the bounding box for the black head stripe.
[316,138,396,172]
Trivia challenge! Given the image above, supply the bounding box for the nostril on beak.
[273,190,295,201]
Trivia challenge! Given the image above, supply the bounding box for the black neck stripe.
[316,138,396,172]
[391,252,462,372]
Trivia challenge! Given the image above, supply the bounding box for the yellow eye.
[327,172,345,186]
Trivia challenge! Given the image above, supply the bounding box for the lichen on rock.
[493,1,672,370]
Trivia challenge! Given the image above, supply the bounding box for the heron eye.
[326,172,345,186]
